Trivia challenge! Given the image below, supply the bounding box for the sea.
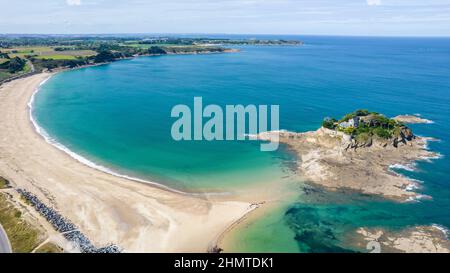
[32,35,450,252]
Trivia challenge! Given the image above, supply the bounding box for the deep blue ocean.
[34,36,450,252]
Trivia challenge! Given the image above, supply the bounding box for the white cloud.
[366,0,381,6]
[66,0,82,6]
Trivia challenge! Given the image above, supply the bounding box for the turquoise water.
[33,51,296,192]
[34,36,450,252]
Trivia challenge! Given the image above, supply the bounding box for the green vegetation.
[372,127,392,139]
[0,49,30,81]
[0,193,43,252]
[0,176,9,189]
[324,109,407,140]
[35,55,77,60]
[148,46,167,55]
[355,132,371,143]
[338,113,357,123]
[322,118,337,130]
[0,56,26,73]
[94,50,117,63]
[0,71,10,82]
[0,51,9,58]
[0,35,302,82]
[4,46,53,58]
[8,57,26,73]
[35,242,63,253]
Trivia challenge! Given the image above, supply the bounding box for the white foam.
[420,153,444,162]
[389,163,416,172]
[28,76,226,197]
[405,183,419,192]
[431,224,449,237]
[388,164,426,197]
[246,130,287,137]
[406,194,432,202]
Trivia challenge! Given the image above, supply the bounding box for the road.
[0,223,12,253]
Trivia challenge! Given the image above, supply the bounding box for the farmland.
[0,35,301,82]
[4,47,96,60]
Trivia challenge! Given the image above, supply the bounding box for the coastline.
[27,72,224,197]
[0,72,255,252]
[27,48,247,197]
[0,45,446,253]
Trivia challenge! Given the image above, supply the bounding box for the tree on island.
[322,109,413,146]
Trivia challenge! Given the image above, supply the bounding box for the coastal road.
[0,223,12,253]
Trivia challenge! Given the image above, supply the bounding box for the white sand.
[0,73,252,252]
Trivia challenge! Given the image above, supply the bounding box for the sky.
[1,0,450,36]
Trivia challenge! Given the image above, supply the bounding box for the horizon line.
[1,32,450,39]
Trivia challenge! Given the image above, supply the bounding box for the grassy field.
[0,71,11,82]
[0,193,44,252]
[5,46,52,52]
[121,43,152,49]
[5,47,96,60]
[0,58,8,64]
[35,54,78,60]
[4,46,53,57]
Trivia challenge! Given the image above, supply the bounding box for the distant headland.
[0,35,303,83]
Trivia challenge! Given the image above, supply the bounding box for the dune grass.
[0,176,9,189]
[0,193,43,252]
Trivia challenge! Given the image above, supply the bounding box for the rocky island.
[256,110,439,200]
[393,114,434,124]
[356,225,449,253]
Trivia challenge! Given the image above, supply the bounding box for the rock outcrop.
[356,226,449,253]
[394,115,433,124]
[255,125,438,200]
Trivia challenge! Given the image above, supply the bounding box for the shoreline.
[3,60,444,253]
[28,54,248,198]
[212,202,263,252]
[0,73,256,252]
[28,73,222,197]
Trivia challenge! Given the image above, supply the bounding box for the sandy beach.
[0,73,253,252]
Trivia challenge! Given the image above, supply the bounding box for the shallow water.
[34,35,450,252]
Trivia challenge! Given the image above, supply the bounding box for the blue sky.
[1,0,450,36]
